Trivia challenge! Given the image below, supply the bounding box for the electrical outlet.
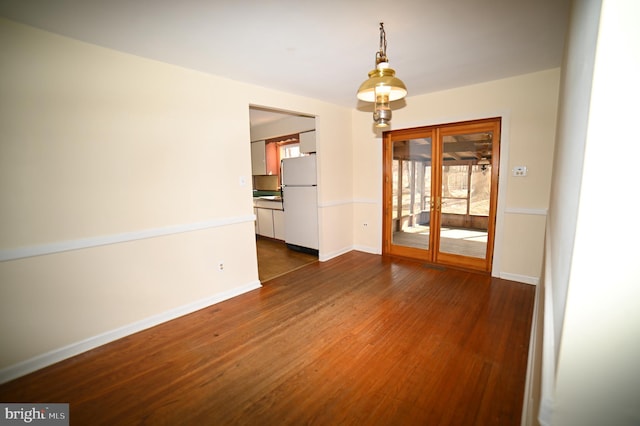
[512,166,528,177]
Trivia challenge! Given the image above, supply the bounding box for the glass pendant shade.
[357,62,407,103]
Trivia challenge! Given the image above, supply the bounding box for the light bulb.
[374,86,391,128]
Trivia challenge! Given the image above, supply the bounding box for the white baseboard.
[352,245,381,255]
[521,283,542,425]
[318,246,352,262]
[319,245,382,262]
[499,272,539,285]
[0,280,261,384]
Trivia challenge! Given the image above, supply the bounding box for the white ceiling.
[1,0,570,115]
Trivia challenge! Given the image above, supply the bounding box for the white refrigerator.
[281,154,319,254]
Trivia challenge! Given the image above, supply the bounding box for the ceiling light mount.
[357,22,407,128]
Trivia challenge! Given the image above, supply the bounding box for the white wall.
[537,1,602,423]
[0,19,352,381]
[352,69,561,283]
[543,1,640,424]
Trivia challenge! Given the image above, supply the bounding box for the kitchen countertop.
[253,189,282,203]
[253,196,283,210]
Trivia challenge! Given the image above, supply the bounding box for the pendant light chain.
[376,22,388,64]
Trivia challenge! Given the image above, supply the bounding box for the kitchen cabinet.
[251,140,266,175]
[273,209,285,240]
[254,198,284,240]
[300,130,316,153]
[256,208,274,238]
[251,140,279,176]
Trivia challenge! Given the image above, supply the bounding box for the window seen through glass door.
[391,137,432,250]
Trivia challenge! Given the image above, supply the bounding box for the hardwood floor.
[0,251,535,425]
[256,236,318,282]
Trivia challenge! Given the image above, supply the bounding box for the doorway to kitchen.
[249,106,318,283]
[382,117,500,273]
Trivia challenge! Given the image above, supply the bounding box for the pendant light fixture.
[357,22,407,128]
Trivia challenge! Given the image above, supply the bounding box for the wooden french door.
[382,118,500,273]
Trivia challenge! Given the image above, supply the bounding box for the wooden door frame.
[382,126,435,260]
[382,117,501,273]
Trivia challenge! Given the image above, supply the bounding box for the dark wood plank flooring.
[0,251,535,425]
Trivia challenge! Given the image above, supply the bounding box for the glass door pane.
[438,130,493,259]
[391,137,432,251]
